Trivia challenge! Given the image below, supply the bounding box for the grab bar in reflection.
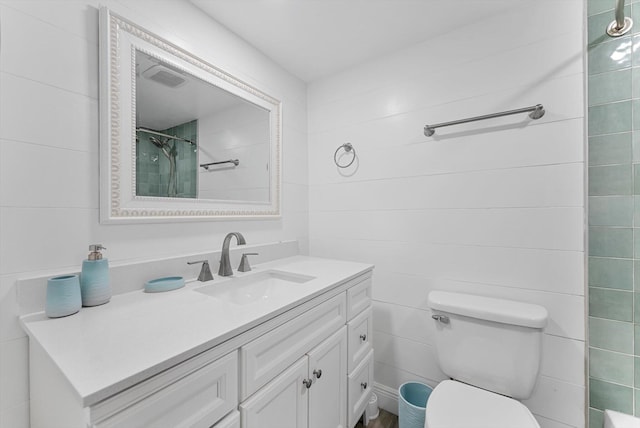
[200,159,240,170]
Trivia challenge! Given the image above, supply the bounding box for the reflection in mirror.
[99,8,281,222]
[135,50,270,202]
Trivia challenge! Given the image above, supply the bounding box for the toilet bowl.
[426,291,548,428]
[425,380,539,428]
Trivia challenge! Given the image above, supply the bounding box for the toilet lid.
[425,380,540,428]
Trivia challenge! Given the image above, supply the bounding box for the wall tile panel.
[308,1,584,424]
[0,1,308,423]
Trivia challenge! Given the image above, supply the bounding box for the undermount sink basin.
[194,270,315,305]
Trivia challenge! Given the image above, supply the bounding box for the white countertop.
[21,256,373,407]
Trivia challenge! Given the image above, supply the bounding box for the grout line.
[0,138,95,155]
[588,97,634,109]
[632,66,637,415]
[310,206,584,213]
[371,269,586,297]
[309,236,583,253]
[310,13,582,95]
[1,70,97,101]
[308,162,585,187]
[589,374,635,389]
[0,206,96,211]
[589,285,634,293]
[0,2,99,45]
[589,344,638,358]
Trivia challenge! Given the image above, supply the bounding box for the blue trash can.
[398,382,432,428]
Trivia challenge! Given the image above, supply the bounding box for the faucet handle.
[238,253,259,272]
[187,260,214,282]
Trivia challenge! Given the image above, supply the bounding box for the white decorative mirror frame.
[99,8,281,223]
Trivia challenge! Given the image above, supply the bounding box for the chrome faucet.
[218,232,246,276]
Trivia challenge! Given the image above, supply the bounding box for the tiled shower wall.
[162,120,198,198]
[136,120,198,198]
[588,0,640,426]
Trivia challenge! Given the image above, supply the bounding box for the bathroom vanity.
[21,256,374,428]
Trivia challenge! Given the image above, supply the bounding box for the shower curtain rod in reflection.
[423,104,545,137]
[136,127,197,146]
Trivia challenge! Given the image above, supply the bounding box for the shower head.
[149,136,165,149]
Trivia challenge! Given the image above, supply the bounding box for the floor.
[355,409,399,428]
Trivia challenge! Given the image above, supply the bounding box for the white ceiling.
[191,0,526,82]
[136,50,250,130]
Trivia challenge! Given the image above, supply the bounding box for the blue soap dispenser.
[80,244,111,306]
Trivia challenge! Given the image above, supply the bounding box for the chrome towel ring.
[334,143,356,168]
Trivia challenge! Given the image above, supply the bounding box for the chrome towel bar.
[423,104,545,137]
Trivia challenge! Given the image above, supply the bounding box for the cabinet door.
[240,293,346,399]
[213,410,240,428]
[240,357,309,428]
[308,327,347,428]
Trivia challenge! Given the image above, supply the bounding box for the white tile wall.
[307,1,585,427]
[0,75,99,152]
[0,1,308,426]
[0,1,586,426]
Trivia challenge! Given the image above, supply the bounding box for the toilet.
[425,291,548,428]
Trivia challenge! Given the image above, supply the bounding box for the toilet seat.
[425,380,540,428]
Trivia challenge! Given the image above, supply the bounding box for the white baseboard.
[373,382,399,416]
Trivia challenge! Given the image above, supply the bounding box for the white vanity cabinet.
[239,293,347,400]
[214,410,241,428]
[30,343,239,428]
[239,273,373,428]
[240,327,347,428]
[24,258,373,428]
[346,281,374,428]
[92,349,238,428]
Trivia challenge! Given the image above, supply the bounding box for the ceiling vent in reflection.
[142,64,187,88]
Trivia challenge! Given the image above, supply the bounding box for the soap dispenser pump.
[80,244,111,306]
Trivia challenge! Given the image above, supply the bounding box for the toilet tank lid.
[428,291,548,328]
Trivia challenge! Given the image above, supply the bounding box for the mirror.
[99,8,281,223]
[135,51,271,202]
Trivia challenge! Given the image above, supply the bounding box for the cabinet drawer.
[348,349,374,428]
[240,293,347,399]
[346,276,371,320]
[214,410,240,428]
[347,307,372,373]
[92,350,238,428]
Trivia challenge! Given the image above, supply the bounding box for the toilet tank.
[428,291,548,400]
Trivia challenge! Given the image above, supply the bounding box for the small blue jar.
[46,275,81,318]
